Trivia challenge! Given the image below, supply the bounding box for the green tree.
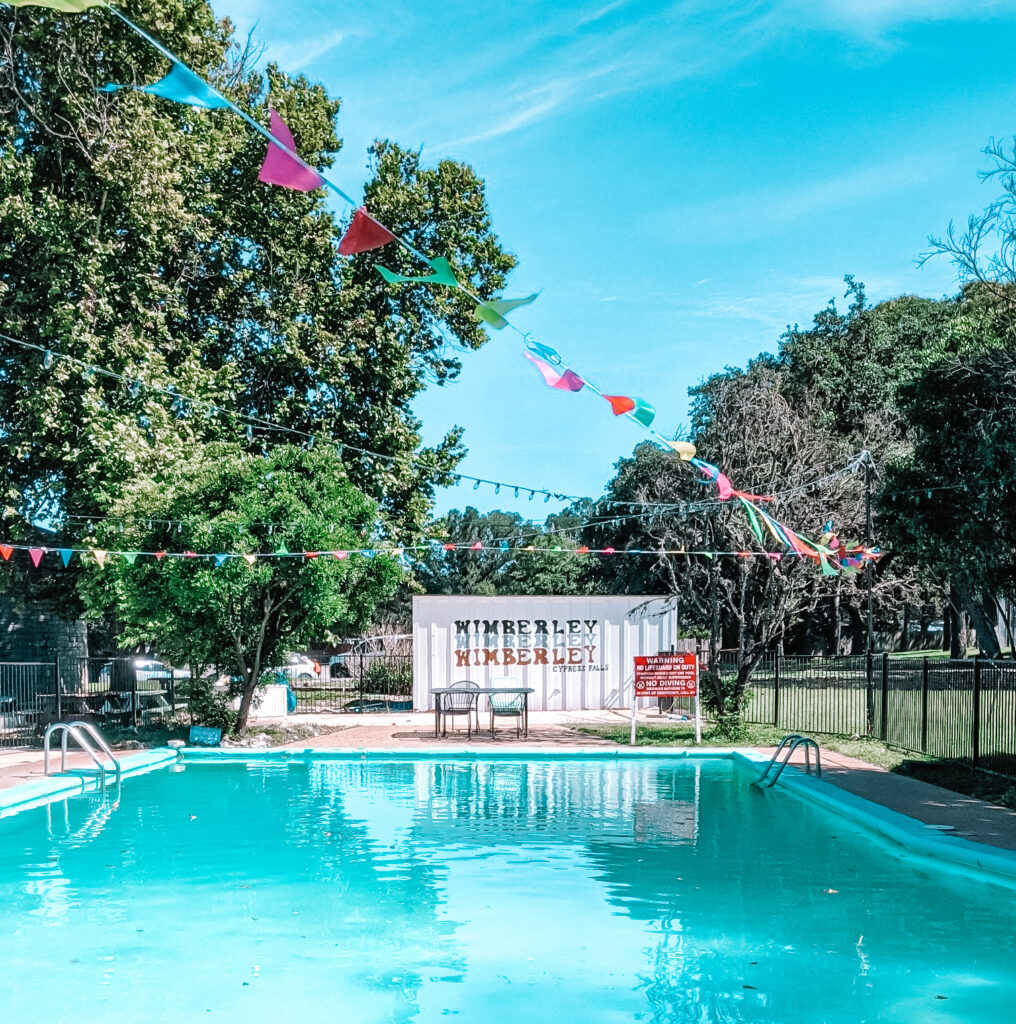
[414,506,599,597]
[0,0,513,566]
[78,444,401,728]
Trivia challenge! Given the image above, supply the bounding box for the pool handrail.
[756,734,821,788]
[44,721,122,789]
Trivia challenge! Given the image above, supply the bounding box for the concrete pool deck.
[2,710,1015,853]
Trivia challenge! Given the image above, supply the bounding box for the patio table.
[430,686,534,739]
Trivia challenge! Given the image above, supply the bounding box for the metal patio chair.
[488,677,526,739]
[440,680,480,738]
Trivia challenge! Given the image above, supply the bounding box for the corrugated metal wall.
[413,595,678,711]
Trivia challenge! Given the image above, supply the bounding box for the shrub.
[361,660,412,697]
[183,676,238,733]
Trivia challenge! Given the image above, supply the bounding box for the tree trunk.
[948,582,963,658]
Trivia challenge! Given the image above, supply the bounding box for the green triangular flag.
[474,292,539,329]
[274,542,290,556]
[8,0,105,10]
[376,256,458,288]
[630,398,655,428]
[123,552,138,565]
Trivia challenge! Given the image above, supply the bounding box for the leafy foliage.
[78,444,402,728]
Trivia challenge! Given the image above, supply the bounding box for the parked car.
[329,635,411,677]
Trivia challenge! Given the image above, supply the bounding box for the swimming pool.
[1,754,1014,1023]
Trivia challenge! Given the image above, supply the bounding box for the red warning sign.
[634,652,698,698]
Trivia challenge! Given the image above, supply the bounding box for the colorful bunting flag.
[664,439,697,461]
[99,62,230,110]
[332,550,348,560]
[525,341,563,365]
[338,206,395,255]
[28,548,44,567]
[0,545,12,561]
[92,549,107,568]
[274,542,290,556]
[243,554,257,565]
[474,293,539,330]
[7,0,105,10]
[258,108,325,192]
[154,551,167,560]
[604,395,635,416]
[123,552,138,565]
[524,351,584,392]
[376,256,458,288]
[215,554,230,567]
[629,398,655,428]
[59,549,73,567]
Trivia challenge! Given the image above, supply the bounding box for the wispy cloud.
[663,154,939,244]
[268,29,346,72]
[577,0,635,27]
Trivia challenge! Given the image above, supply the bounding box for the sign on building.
[412,595,677,712]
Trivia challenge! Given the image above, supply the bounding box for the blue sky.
[219,0,1016,516]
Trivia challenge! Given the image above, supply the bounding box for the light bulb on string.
[473,480,481,490]
[306,436,314,450]
[246,424,254,441]
[43,351,54,369]
[128,381,141,399]
[494,484,500,495]
[514,488,519,498]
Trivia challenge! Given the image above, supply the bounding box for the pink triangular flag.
[259,108,325,192]
[523,351,585,392]
[29,547,45,567]
[339,206,395,255]
[0,544,12,561]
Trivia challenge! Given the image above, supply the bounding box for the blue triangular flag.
[59,549,74,567]
[214,554,229,568]
[500,541,510,551]
[100,62,230,110]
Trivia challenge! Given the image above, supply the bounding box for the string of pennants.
[0,540,881,570]
[4,0,881,574]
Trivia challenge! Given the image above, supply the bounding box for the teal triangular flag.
[474,292,539,329]
[630,398,655,428]
[100,62,230,110]
[59,548,74,567]
[214,554,229,567]
[122,552,138,565]
[376,257,458,288]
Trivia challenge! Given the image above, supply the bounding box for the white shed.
[412,595,678,711]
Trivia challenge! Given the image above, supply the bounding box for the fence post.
[772,653,780,728]
[54,655,62,720]
[972,655,981,767]
[131,664,139,729]
[880,652,889,741]
[920,657,929,754]
[865,653,874,735]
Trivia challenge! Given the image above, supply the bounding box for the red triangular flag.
[604,395,635,416]
[0,545,12,561]
[339,206,395,255]
[29,547,45,567]
[154,551,167,560]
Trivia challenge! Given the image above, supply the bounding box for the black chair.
[440,680,480,738]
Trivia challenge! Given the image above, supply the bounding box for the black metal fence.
[283,653,413,713]
[0,657,183,747]
[722,652,1016,776]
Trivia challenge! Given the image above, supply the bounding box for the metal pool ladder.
[755,734,821,788]
[44,721,122,790]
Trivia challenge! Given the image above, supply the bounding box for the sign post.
[634,652,700,744]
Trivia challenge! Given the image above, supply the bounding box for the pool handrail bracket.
[755,734,822,788]
[44,721,122,789]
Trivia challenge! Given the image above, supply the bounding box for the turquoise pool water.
[0,757,1013,1023]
